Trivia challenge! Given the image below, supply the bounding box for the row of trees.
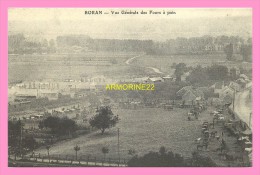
[9,34,251,60]
[173,63,237,86]
[56,35,252,58]
[9,120,37,155]
[127,146,217,167]
[38,115,77,136]
[38,106,119,136]
[8,34,56,54]
[8,106,119,156]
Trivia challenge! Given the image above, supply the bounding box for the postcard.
[0,1,259,175]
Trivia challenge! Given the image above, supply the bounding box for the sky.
[8,8,252,41]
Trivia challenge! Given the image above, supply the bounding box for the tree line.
[127,146,217,167]
[9,34,252,61]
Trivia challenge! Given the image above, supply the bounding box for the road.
[234,83,252,129]
[125,54,164,74]
[125,54,144,65]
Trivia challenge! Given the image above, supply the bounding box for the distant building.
[14,94,37,102]
[40,92,59,100]
[162,76,173,82]
[204,43,215,51]
[133,77,150,83]
[148,77,164,83]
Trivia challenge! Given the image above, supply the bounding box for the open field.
[35,108,204,161]
[8,52,140,83]
[8,53,251,83]
[131,54,252,75]
[32,106,247,166]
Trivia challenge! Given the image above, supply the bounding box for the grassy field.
[32,106,248,166]
[8,53,251,83]
[8,52,139,83]
[132,54,251,75]
[34,108,205,161]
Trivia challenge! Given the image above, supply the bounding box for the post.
[19,119,23,157]
[117,128,120,165]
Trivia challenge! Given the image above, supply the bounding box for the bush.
[128,147,186,167]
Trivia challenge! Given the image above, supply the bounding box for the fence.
[9,153,128,167]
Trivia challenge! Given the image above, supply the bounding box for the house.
[240,74,249,80]
[219,86,234,100]
[229,67,240,79]
[176,86,193,97]
[210,81,225,94]
[229,81,241,92]
[182,90,197,106]
[176,86,204,106]
[236,78,248,89]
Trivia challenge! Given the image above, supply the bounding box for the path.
[125,54,164,74]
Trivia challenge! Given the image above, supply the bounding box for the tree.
[128,149,137,157]
[46,145,51,163]
[207,65,229,81]
[229,67,238,80]
[159,146,166,155]
[8,120,23,148]
[23,136,37,151]
[174,63,187,82]
[74,145,80,160]
[101,147,109,160]
[38,120,44,130]
[240,44,252,62]
[40,116,76,136]
[127,146,185,167]
[186,65,209,86]
[89,106,119,134]
[191,151,217,167]
[224,43,233,60]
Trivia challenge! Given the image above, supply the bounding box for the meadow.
[9,53,251,84]
[34,108,204,161]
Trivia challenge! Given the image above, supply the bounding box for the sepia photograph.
[8,8,252,167]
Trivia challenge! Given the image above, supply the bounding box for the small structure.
[162,76,173,82]
[148,77,164,84]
